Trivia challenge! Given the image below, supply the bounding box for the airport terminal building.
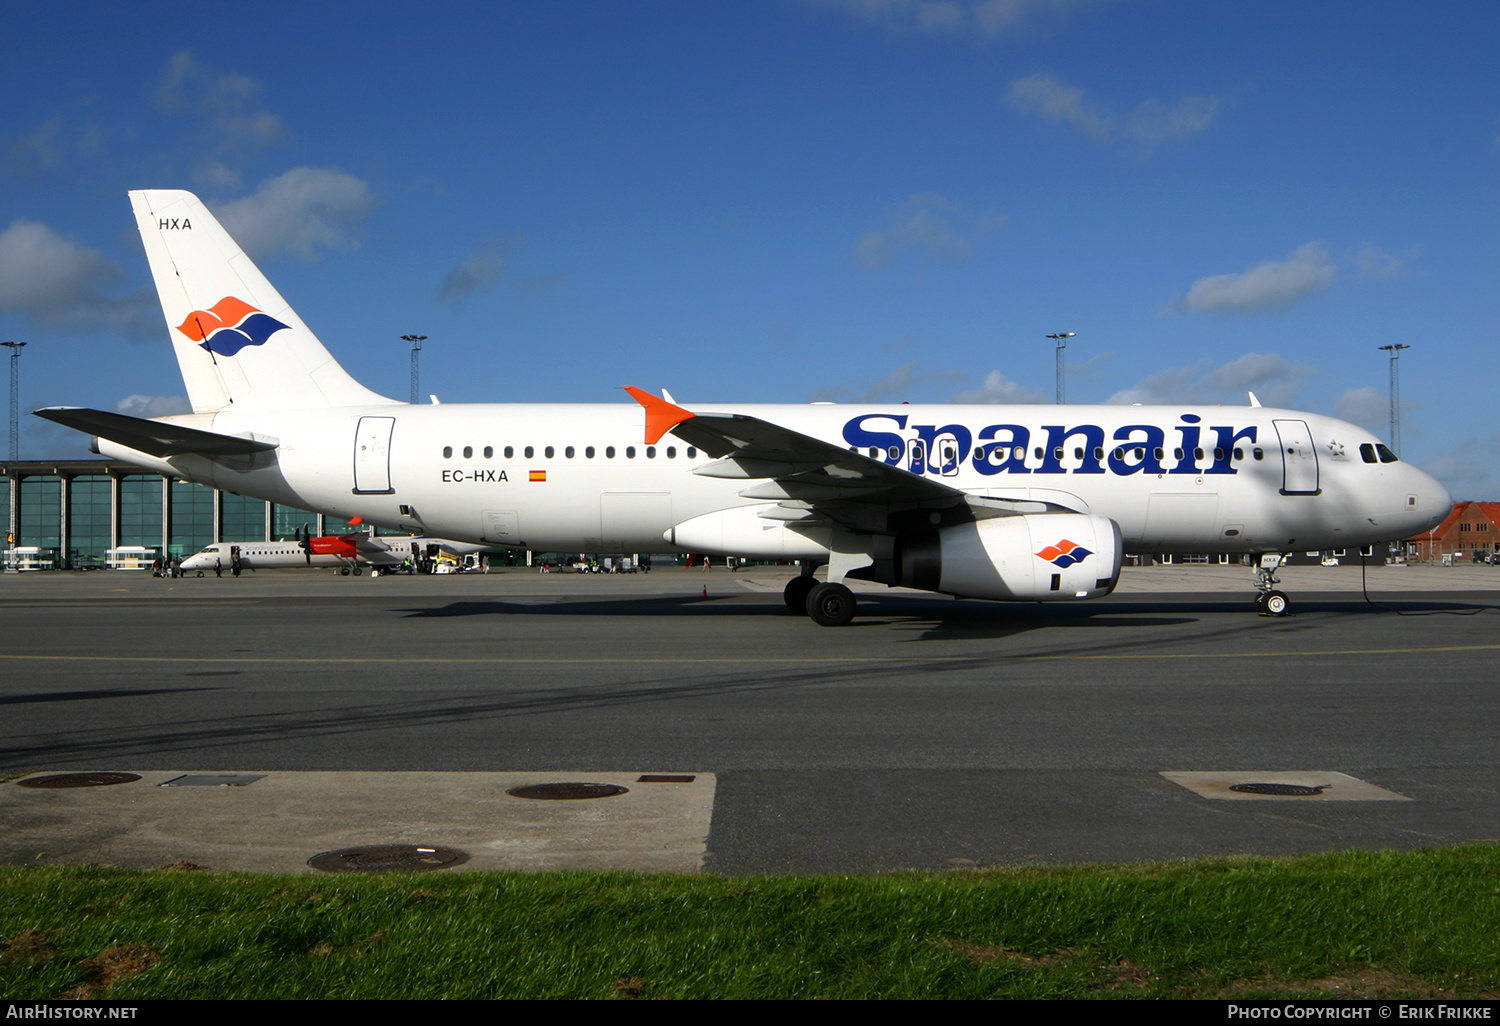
[2,459,373,569]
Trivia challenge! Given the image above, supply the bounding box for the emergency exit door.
[1273,419,1319,495]
[353,416,396,494]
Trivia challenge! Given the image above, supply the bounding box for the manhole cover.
[307,845,470,873]
[17,772,141,789]
[1229,782,1328,796]
[506,782,629,800]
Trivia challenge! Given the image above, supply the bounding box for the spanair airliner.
[36,191,1451,624]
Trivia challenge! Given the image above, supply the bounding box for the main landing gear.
[1253,553,1290,616]
[783,568,857,627]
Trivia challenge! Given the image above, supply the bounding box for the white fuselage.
[106,401,1451,558]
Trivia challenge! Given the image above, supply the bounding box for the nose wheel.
[1256,590,1290,616]
[1253,554,1291,616]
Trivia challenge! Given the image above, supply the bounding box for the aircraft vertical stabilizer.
[128,190,398,413]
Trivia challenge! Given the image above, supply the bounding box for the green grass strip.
[3,847,1498,999]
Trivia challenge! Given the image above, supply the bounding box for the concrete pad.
[1160,770,1410,801]
[2,771,715,874]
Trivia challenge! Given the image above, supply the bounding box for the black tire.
[196,571,204,578]
[784,575,818,614]
[339,567,350,576]
[353,568,362,576]
[806,582,856,626]
[1264,591,1289,616]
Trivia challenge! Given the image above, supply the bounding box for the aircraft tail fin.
[129,190,398,413]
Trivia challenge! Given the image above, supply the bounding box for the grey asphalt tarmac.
[2,562,1498,875]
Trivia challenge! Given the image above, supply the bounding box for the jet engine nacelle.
[666,503,832,559]
[895,513,1122,601]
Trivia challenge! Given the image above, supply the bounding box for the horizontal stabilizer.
[33,407,278,458]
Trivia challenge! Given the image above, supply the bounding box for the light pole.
[3,341,25,462]
[3,340,23,563]
[1378,344,1410,456]
[1046,333,1075,404]
[402,335,427,404]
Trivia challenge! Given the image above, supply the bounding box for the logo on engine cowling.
[1036,539,1093,568]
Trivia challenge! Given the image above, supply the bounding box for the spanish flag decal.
[529,470,547,482]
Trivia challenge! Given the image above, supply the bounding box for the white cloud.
[156,50,285,149]
[1107,352,1315,408]
[951,370,1048,404]
[1123,95,1218,148]
[856,193,1006,269]
[439,238,522,302]
[805,0,1080,38]
[1354,242,1419,279]
[811,361,969,402]
[116,394,192,418]
[1005,74,1113,142]
[1006,74,1217,153]
[1422,435,1500,500]
[1177,242,1336,315]
[217,167,377,260]
[1333,386,1392,435]
[4,116,106,175]
[0,219,157,338]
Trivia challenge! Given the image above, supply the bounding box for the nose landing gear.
[1253,554,1291,616]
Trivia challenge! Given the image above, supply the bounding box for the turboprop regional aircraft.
[37,190,1451,624]
[178,532,484,575]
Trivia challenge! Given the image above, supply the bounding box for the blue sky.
[2,1,1497,494]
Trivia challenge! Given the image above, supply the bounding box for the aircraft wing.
[351,535,407,566]
[33,407,277,459]
[626,387,1032,535]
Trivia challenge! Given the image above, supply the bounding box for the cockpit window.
[1360,443,1378,464]
[1376,444,1400,464]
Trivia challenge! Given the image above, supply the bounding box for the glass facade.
[272,503,319,541]
[119,475,164,549]
[323,513,366,536]
[19,475,61,549]
[221,492,266,542]
[69,475,113,567]
[2,464,481,567]
[169,481,215,559]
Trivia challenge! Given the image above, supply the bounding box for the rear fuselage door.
[1273,419,1319,495]
[353,416,396,494]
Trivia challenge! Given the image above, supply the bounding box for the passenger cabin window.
[565,446,574,458]
[606,446,616,458]
[667,446,676,458]
[626,446,636,458]
[443,446,453,458]
[504,446,514,458]
[463,446,473,458]
[687,447,697,458]
[484,446,493,458]
[545,446,554,458]
[524,446,534,458]
[646,446,656,458]
[586,446,595,458]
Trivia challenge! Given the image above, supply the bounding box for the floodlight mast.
[1046,333,1075,404]
[401,335,427,405]
[1378,344,1410,456]
[3,341,25,462]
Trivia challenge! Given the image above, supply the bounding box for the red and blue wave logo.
[1036,539,1093,568]
[175,297,289,357]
